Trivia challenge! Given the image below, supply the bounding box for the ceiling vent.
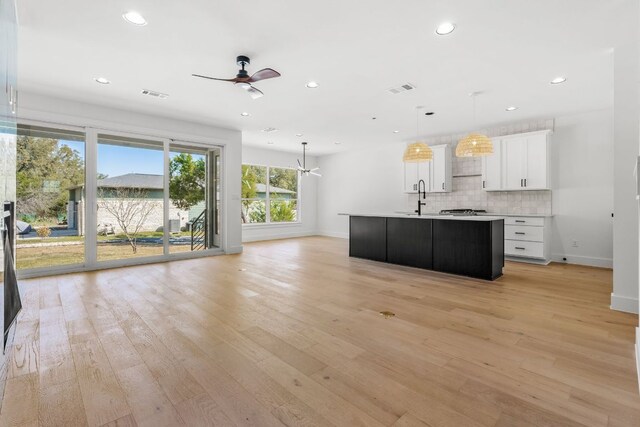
[262,127,278,133]
[387,83,416,94]
[141,89,169,99]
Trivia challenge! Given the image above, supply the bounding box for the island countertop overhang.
[339,213,505,222]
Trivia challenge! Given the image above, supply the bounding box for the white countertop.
[338,213,505,221]
[477,213,553,218]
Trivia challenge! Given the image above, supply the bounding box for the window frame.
[241,163,301,226]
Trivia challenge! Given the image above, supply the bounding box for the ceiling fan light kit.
[192,55,281,99]
[297,142,321,177]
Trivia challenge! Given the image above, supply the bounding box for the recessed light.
[267,141,274,145]
[436,22,456,35]
[393,130,400,133]
[306,81,319,88]
[262,127,278,133]
[334,141,341,145]
[550,76,567,85]
[296,133,303,137]
[240,112,250,117]
[123,11,147,26]
[94,77,110,84]
[505,106,518,111]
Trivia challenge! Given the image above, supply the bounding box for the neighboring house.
[68,173,194,235]
[67,173,294,235]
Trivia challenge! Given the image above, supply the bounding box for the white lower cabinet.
[503,216,552,264]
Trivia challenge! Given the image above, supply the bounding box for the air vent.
[141,89,169,99]
[387,83,416,94]
[262,127,278,133]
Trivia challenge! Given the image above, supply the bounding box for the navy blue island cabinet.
[348,215,504,281]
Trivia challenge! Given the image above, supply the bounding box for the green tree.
[16,136,84,220]
[270,200,296,222]
[169,153,205,210]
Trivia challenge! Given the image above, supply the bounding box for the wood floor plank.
[38,378,87,426]
[0,237,636,427]
[115,363,184,427]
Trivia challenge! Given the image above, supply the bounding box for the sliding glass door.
[15,124,85,271]
[14,123,224,277]
[96,133,165,262]
[169,142,220,253]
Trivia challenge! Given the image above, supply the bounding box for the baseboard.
[551,253,613,269]
[225,245,243,254]
[242,230,316,243]
[610,293,639,314]
[317,230,349,239]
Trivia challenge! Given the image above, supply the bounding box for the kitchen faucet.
[415,179,427,216]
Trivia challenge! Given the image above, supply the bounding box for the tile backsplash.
[406,119,553,216]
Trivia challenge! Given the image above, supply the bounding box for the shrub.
[36,226,51,239]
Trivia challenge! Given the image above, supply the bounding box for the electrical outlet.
[571,240,578,248]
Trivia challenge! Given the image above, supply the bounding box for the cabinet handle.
[515,247,526,250]
[482,180,485,189]
[520,178,523,187]
[442,182,444,190]
[515,232,525,235]
[524,178,527,187]
[515,220,526,223]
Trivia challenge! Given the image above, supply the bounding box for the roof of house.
[72,173,296,194]
[98,173,163,189]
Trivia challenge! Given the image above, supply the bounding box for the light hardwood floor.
[0,236,638,426]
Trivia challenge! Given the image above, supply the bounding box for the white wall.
[17,92,243,254]
[317,143,407,238]
[317,111,616,270]
[551,109,614,268]
[242,146,317,242]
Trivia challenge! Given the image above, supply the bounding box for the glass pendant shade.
[403,142,433,162]
[455,133,493,157]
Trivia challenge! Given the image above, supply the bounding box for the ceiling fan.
[297,142,321,177]
[192,55,281,99]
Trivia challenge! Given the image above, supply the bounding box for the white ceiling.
[18,0,621,155]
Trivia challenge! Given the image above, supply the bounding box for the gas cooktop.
[439,209,487,216]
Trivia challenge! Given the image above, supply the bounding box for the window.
[242,164,298,224]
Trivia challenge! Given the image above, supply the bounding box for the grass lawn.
[16,239,193,270]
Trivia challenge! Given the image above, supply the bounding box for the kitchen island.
[345,213,504,280]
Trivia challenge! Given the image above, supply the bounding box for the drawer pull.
[515,232,525,235]
[515,220,526,223]
[515,247,526,250]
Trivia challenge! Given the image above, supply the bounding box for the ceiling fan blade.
[192,74,237,82]
[310,167,320,171]
[248,68,281,83]
[246,85,264,100]
[310,171,322,177]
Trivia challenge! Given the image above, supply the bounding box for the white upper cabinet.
[504,137,527,190]
[481,130,550,191]
[523,133,548,189]
[403,160,430,193]
[429,144,452,193]
[481,138,502,191]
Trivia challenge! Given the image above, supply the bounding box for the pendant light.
[403,106,433,162]
[456,92,493,157]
